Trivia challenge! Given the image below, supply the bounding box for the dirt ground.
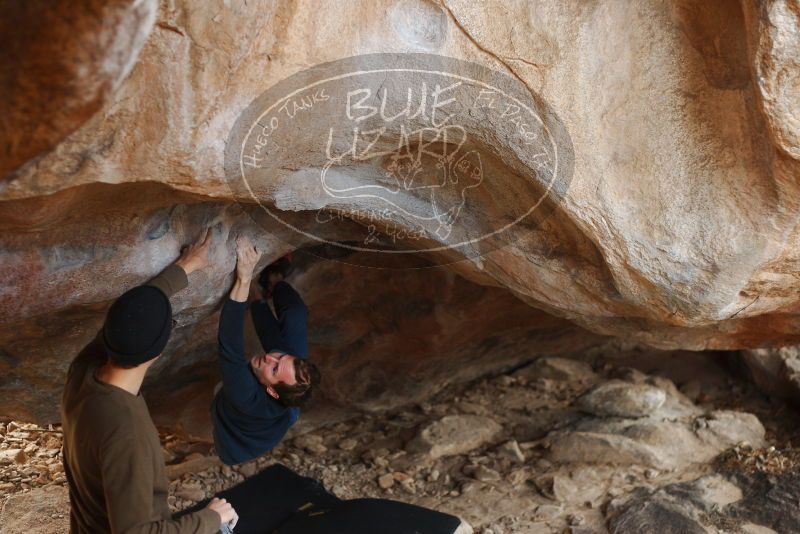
[3,347,799,533]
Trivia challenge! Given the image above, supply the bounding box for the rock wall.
[1,0,800,428]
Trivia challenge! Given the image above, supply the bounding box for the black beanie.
[103,285,172,367]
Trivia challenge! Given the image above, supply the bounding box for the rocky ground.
[3,346,800,533]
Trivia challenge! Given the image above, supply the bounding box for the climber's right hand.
[176,227,213,274]
[235,234,260,281]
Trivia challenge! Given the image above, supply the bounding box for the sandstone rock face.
[0,226,601,431]
[0,0,158,179]
[741,0,800,159]
[739,346,800,403]
[1,0,800,428]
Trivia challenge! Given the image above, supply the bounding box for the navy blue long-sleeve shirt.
[210,298,299,465]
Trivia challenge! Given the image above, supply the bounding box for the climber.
[60,227,239,534]
[211,235,321,466]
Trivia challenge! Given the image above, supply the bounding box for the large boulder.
[1,0,800,430]
[0,0,158,179]
[548,372,766,470]
[608,471,800,534]
[738,346,800,403]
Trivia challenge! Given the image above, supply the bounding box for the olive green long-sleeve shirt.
[61,264,220,534]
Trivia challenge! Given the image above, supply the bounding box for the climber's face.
[250,352,298,388]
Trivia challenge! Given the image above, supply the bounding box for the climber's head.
[250,351,320,407]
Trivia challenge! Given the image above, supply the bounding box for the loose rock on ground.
[3,351,800,533]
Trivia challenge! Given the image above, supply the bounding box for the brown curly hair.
[272,358,321,408]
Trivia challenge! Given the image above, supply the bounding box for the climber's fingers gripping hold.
[235,235,261,280]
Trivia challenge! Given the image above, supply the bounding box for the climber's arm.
[217,236,264,411]
[70,228,214,373]
[218,298,260,405]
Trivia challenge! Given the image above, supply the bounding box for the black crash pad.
[274,497,463,534]
[176,463,462,534]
